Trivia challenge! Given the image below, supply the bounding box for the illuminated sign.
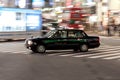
[32,0,45,7]
[26,13,42,31]
[48,0,54,6]
[15,0,26,8]
[0,7,42,32]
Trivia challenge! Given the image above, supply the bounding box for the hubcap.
[81,44,88,51]
[37,45,45,53]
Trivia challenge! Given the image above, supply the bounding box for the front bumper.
[25,40,34,49]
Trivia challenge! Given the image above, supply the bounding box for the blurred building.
[1,0,120,24]
[0,0,54,9]
[0,0,15,7]
[96,0,120,26]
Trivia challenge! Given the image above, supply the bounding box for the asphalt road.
[0,36,120,80]
[100,36,120,46]
[0,53,120,80]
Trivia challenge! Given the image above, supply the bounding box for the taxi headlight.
[27,40,33,45]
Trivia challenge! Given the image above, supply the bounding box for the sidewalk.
[0,38,25,42]
[86,30,120,38]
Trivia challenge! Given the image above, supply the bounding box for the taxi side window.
[75,32,84,38]
[68,31,76,38]
[61,31,67,38]
[68,31,84,38]
[53,31,67,38]
[53,31,61,38]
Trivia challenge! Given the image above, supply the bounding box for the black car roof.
[56,29,84,31]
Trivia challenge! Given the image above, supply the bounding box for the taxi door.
[46,30,68,49]
[67,30,85,49]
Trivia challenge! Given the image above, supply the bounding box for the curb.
[0,38,25,42]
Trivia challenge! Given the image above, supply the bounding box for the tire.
[36,45,46,53]
[80,44,88,52]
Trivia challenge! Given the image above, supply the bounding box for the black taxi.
[25,29,100,53]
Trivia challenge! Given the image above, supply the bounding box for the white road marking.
[73,50,120,58]
[104,56,120,60]
[60,54,77,56]
[89,52,120,58]
[0,51,29,54]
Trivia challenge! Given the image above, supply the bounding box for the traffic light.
[90,6,96,14]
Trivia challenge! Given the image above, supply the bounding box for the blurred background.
[0,0,120,40]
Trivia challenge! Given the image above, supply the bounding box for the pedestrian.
[113,25,117,35]
[118,24,120,37]
[107,25,111,36]
[98,21,103,31]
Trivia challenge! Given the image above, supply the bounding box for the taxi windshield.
[43,30,57,38]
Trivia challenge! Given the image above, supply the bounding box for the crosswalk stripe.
[98,46,120,49]
[103,56,120,60]
[99,46,120,48]
[0,51,28,54]
[60,54,76,56]
[73,50,120,58]
[43,45,120,60]
[50,45,120,56]
[12,51,28,54]
[47,50,73,56]
[47,46,120,58]
[89,52,120,58]
[60,49,120,57]
[94,46,120,50]
[90,48,120,52]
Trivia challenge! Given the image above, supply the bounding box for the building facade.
[0,0,15,7]
[0,0,54,9]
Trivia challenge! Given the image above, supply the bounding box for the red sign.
[70,13,86,20]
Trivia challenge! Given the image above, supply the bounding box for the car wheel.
[36,45,46,53]
[80,44,88,52]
